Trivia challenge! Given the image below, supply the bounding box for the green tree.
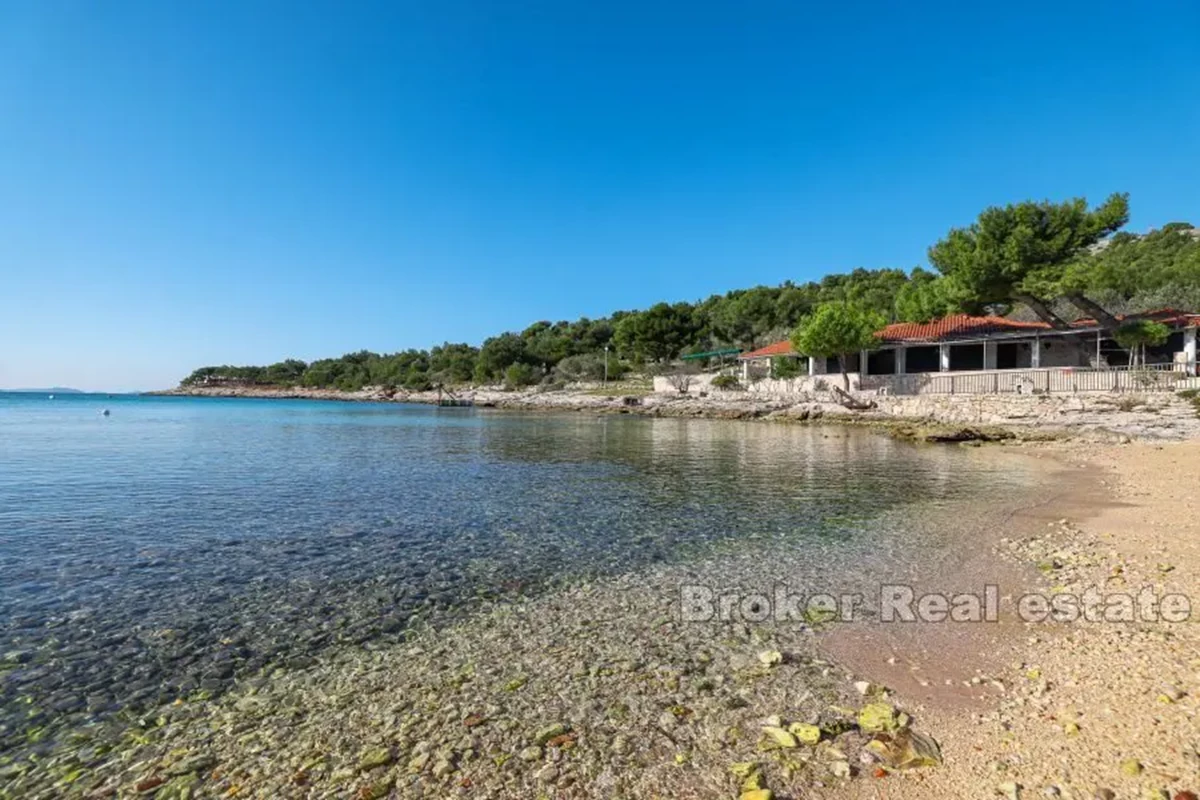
[893,269,977,322]
[474,333,529,383]
[709,287,779,347]
[503,362,538,389]
[1113,320,1170,367]
[428,343,479,384]
[262,359,308,385]
[612,302,699,362]
[522,321,574,368]
[791,303,885,391]
[928,194,1129,329]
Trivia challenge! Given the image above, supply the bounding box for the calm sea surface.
[0,392,1033,750]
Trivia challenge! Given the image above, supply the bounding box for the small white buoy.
[48,394,54,400]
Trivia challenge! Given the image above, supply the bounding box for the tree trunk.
[1012,294,1073,331]
[1064,293,1121,332]
[838,354,850,392]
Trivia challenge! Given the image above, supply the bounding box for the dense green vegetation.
[182,197,1200,391]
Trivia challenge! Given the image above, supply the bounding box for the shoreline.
[155,384,1200,443]
[824,440,1200,799]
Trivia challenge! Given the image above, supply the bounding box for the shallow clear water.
[0,392,1032,748]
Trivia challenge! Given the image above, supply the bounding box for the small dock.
[435,387,475,408]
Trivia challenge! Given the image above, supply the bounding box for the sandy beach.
[823,440,1200,800]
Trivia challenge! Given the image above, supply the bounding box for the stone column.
[742,360,749,381]
[1185,327,1197,374]
[1031,336,1041,368]
[939,343,951,372]
[894,347,907,375]
[860,350,870,377]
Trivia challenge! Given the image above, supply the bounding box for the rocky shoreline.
[155,383,1200,443]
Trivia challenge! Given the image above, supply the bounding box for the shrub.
[711,374,742,390]
[554,353,627,383]
[503,363,538,389]
[665,369,697,393]
[538,374,566,392]
[1177,388,1200,418]
[772,357,805,379]
[1114,394,1148,412]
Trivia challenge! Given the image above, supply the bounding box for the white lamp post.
[603,345,609,385]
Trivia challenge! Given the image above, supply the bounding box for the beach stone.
[761,726,797,748]
[519,746,542,762]
[857,702,900,733]
[166,754,215,777]
[358,748,394,771]
[739,790,773,800]
[787,723,822,745]
[357,778,393,800]
[534,723,568,745]
[757,650,783,666]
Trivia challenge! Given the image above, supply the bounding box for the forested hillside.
[182,199,1200,392]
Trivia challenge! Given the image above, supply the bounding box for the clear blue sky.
[2,1,1197,391]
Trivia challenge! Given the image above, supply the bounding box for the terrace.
[735,309,1200,396]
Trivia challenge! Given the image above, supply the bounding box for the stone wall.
[872,391,1200,433]
[746,374,860,397]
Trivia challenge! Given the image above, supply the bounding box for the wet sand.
[828,441,1200,799]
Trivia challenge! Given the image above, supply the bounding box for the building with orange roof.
[737,309,1199,382]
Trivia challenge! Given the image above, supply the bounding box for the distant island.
[3,387,85,394]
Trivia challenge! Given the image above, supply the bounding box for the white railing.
[859,364,1197,396]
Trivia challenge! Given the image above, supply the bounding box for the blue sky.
[1,1,1197,391]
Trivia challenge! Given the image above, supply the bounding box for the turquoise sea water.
[0,392,1031,752]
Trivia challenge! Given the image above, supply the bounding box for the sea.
[0,391,1034,754]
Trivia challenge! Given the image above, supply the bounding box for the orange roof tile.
[738,340,797,360]
[876,315,1049,343]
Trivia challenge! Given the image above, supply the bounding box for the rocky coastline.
[155,382,1200,443]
